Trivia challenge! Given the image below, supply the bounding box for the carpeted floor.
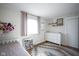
[27,41,79,56]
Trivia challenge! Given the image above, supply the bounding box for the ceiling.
[0,3,79,19]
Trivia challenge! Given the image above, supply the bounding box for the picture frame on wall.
[57,18,63,26]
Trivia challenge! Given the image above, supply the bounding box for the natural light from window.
[27,18,38,35]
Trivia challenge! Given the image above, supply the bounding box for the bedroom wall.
[46,16,79,48]
[0,5,21,40]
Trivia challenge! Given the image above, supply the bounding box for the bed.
[0,39,30,56]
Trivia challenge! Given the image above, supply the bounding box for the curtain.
[21,11,27,36]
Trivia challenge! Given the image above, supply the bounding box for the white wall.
[46,16,79,48]
[0,5,21,40]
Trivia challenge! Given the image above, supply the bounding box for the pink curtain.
[21,11,27,36]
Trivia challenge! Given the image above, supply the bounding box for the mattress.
[0,41,30,56]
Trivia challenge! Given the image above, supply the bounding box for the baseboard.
[46,41,79,51]
[33,40,79,51]
[46,41,60,45]
[61,44,79,51]
[33,40,47,47]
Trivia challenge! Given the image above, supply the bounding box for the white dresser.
[45,32,61,45]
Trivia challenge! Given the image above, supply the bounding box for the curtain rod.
[21,11,40,18]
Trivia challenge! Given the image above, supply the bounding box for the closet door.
[64,17,79,48]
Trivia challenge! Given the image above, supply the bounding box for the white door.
[64,17,79,48]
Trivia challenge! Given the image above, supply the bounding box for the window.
[21,11,39,36]
[27,18,38,35]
